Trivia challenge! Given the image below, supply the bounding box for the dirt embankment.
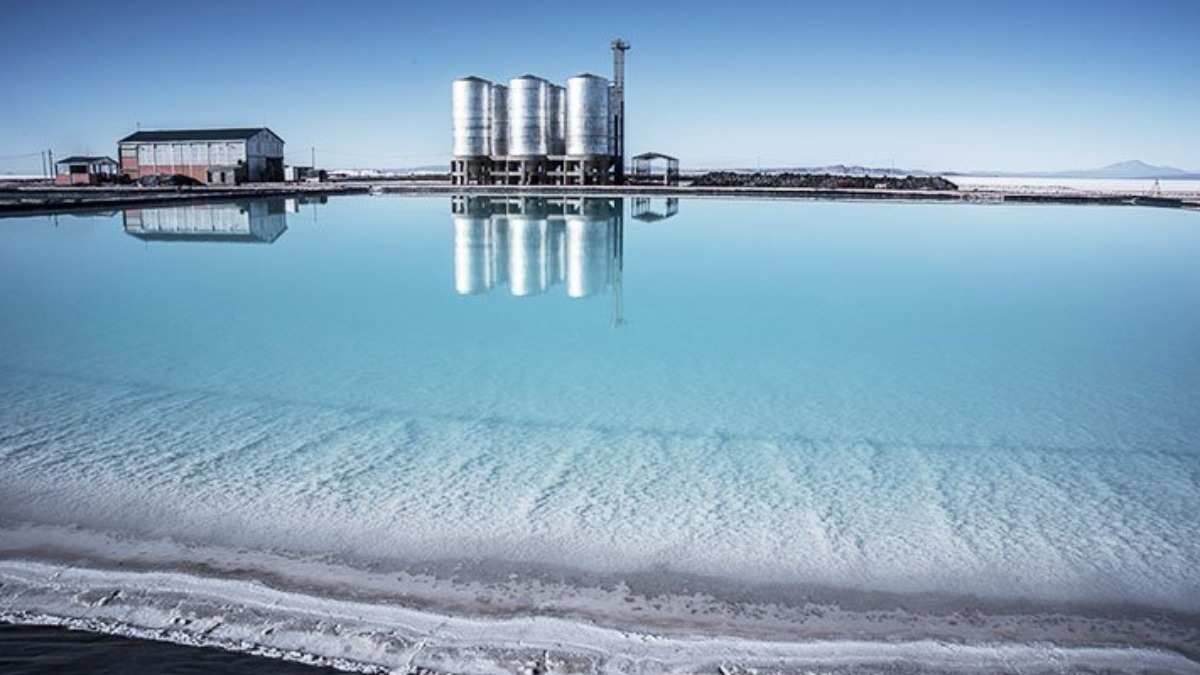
[690,172,958,191]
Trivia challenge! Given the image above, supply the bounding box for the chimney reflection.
[122,198,292,243]
[451,196,627,302]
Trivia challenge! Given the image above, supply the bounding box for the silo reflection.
[566,211,613,298]
[449,196,627,306]
[508,214,549,296]
[492,215,510,288]
[453,197,495,295]
[548,218,566,288]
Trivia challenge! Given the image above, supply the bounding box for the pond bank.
[2,181,1197,218]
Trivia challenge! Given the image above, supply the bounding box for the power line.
[0,151,46,161]
[309,148,446,160]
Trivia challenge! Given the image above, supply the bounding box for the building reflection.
[122,198,293,243]
[631,197,679,222]
[452,196,627,324]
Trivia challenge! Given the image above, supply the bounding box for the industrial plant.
[451,39,629,186]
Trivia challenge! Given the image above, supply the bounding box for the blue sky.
[1,0,1197,173]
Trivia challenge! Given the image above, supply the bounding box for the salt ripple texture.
[1,368,1197,611]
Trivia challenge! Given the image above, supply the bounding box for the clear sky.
[1,0,1197,173]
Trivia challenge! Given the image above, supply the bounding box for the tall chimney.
[611,38,630,184]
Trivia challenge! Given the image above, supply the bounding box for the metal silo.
[548,85,566,156]
[452,77,492,157]
[507,75,549,157]
[453,199,495,295]
[566,74,612,157]
[508,198,550,296]
[607,84,616,156]
[490,84,508,157]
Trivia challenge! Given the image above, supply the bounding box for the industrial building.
[117,128,285,185]
[451,39,629,186]
[54,156,119,185]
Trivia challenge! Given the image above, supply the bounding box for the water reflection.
[451,196,626,300]
[122,199,292,244]
[631,197,679,222]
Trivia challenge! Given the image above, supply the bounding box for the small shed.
[55,156,119,185]
[631,152,680,186]
[284,165,325,183]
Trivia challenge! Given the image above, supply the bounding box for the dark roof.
[118,128,280,143]
[124,231,284,244]
[56,155,117,165]
[633,152,678,161]
[632,212,674,222]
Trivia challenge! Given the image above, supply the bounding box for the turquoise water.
[1,196,1199,612]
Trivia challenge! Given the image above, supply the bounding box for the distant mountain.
[1055,160,1192,179]
[722,164,937,177]
[399,164,451,173]
[807,164,939,177]
[327,165,448,176]
[952,160,1200,180]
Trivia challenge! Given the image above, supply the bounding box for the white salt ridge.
[1,369,1198,612]
[950,175,1200,195]
[2,561,1197,675]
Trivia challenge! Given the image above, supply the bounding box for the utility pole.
[41,151,47,178]
[48,150,54,179]
[311,146,315,170]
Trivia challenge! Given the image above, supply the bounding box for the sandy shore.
[2,524,1198,674]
